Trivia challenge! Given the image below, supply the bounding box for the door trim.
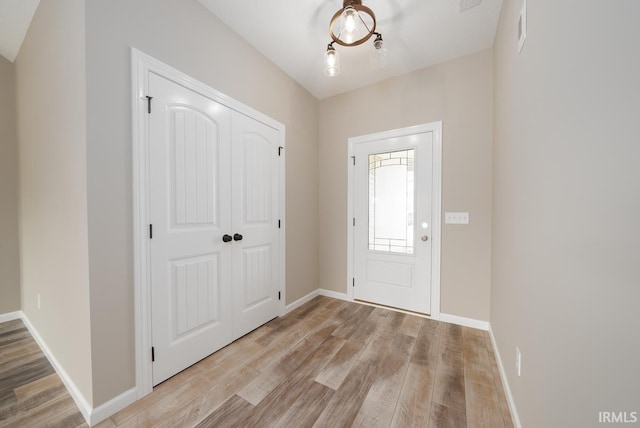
[131,48,286,399]
[347,122,442,320]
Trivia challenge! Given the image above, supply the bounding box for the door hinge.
[149,224,153,239]
[353,217,355,227]
[278,291,281,300]
[351,156,355,166]
[278,219,281,229]
[278,146,284,156]
[151,347,155,362]
[352,278,355,287]
[145,95,153,114]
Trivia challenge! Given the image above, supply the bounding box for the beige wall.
[319,50,493,321]
[492,1,640,426]
[84,0,319,405]
[15,0,93,405]
[0,56,21,314]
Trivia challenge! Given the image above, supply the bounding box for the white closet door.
[149,73,233,386]
[231,111,281,338]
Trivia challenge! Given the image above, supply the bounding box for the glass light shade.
[344,32,354,44]
[370,36,387,69]
[328,2,377,47]
[324,47,340,77]
[342,6,358,33]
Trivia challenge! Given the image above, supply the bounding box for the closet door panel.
[149,73,233,386]
[231,111,280,339]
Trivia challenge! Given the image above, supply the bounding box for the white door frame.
[347,122,442,319]
[131,48,286,398]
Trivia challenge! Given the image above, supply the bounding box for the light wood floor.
[1,297,514,427]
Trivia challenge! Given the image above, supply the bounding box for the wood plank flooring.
[0,319,86,428]
[0,297,514,427]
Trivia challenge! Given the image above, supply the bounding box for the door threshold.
[354,299,432,319]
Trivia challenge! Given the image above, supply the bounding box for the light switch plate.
[445,212,470,224]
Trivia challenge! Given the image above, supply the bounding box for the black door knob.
[222,234,232,243]
[233,233,243,241]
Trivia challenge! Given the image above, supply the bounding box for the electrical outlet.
[516,347,522,376]
[37,294,41,309]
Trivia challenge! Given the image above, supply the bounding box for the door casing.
[131,48,286,399]
[347,122,442,319]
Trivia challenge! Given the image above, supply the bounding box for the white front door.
[353,130,435,314]
[148,73,280,385]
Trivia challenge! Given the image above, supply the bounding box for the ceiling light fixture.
[324,0,387,77]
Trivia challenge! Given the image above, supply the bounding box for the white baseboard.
[90,387,137,426]
[284,288,352,315]
[20,312,93,425]
[488,326,522,428]
[0,311,22,323]
[318,289,350,301]
[284,289,320,314]
[440,313,490,331]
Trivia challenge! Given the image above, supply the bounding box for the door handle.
[421,235,429,241]
[222,234,232,243]
[233,233,243,241]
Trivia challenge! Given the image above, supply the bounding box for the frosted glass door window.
[368,150,415,254]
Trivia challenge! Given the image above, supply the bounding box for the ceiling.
[0,0,502,99]
[198,0,503,99]
[0,0,39,63]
